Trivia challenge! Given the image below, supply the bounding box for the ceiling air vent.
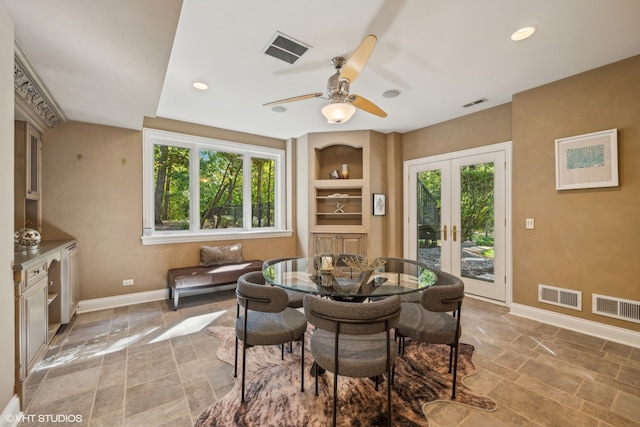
[263,32,310,64]
[462,98,489,108]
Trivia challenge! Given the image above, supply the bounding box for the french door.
[404,143,511,302]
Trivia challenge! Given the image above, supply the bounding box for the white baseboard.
[77,289,168,313]
[510,303,640,349]
[76,284,238,314]
[0,395,21,427]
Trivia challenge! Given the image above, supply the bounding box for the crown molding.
[13,41,66,133]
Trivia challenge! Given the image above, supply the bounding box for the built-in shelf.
[315,185,363,226]
[316,213,362,217]
[47,293,57,305]
[308,135,385,256]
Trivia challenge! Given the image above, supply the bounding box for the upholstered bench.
[167,244,262,310]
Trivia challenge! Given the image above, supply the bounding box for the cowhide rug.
[196,326,496,426]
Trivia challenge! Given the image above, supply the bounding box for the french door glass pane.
[416,170,442,270]
[459,162,494,283]
[199,150,243,229]
[154,145,190,231]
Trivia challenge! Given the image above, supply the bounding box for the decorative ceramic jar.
[15,228,41,251]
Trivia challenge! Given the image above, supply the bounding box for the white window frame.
[141,128,291,245]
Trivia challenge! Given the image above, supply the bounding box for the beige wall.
[402,103,513,160]
[1,4,16,412]
[402,56,639,332]
[41,119,296,301]
[511,55,640,330]
[385,132,404,256]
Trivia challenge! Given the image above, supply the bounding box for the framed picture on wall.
[373,193,386,216]
[555,129,618,190]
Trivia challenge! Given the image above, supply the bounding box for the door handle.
[452,225,458,242]
[442,225,447,241]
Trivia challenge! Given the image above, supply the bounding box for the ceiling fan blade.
[340,34,377,84]
[263,93,323,106]
[348,94,387,118]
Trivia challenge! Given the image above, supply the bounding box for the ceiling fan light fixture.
[321,102,356,124]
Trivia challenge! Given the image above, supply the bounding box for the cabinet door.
[339,233,366,255]
[24,277,48,371]
[312,233,366,255]
[26,125,41,200]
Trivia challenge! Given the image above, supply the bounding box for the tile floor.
[19,290,640,426]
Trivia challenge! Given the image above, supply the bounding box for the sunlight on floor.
[35,311,226,371]
[150,311,225,344]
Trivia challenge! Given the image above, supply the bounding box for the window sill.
[140,229,293,246]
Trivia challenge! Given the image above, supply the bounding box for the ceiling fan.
[263,34,388,124]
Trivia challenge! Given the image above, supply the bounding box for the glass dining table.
[264,255,437,303]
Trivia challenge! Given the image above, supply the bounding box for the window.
[142,128,288,244]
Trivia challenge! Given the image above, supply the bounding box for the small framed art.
[555,129,618,190]
[373,193,386,216]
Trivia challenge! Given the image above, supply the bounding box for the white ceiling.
[3,0,640,140]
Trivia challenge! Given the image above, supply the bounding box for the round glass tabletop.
[264,256,436,302]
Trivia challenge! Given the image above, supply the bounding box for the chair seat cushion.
[310,329,397,378]
[236,308,307,346]
[395,302,458,344]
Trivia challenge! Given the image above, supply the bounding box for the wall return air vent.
[592,294,640,324]
[263,32,310,64]
[538,284,582,311]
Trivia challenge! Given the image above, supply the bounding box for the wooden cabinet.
[15,121,42,231]
[307,132,386,256]
[15,261,49,385]
[23,274,48,372]
[312,232,366,255]
[14,239,78,408]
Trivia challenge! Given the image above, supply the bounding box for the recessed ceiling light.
[382,89,401,98]
[193,81,208,90]
[511,26,536,41]
[271,106,287,113]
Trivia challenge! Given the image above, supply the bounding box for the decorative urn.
[15,228,42,251]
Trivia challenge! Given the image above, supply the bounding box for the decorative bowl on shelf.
[15,228,41,251]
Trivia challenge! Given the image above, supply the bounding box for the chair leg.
[332,370,338,427]
[314,362,319,396]
[241,338,247,403]
[391,363,396,386]
[387,368,392,427]
[452,341,459,400]
[234,337,239,377]
[300,337,305,392]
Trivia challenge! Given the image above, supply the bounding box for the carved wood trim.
[14,42,66,132]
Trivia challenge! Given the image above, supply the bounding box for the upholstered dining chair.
[395,270,464,399]
[262,257,305,308]
[303,294,401,427]
[234,271,307,403]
